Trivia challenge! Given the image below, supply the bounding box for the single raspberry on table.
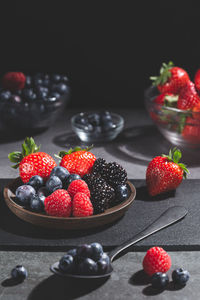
[2,72,26,91]
[44,189,72,217]
[67,179,90,198]
[142,246,171,276]
[72,192,93,217]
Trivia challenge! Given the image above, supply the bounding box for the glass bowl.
[144,86,200,148]
[71,112,124,143]
[0,92,70,135]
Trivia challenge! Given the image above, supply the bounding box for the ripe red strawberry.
[44,189,72,217]
[146,148,189,196]
[67,179,90,198]
[194,69,200,93]
[182,117,200,143]
[2,72,26,91]
[150,61,189,94]
[57,146,96,177]
[177,81,200,110]
[143,247,171,276]
[154,93,178,107]
[73,192,93,217]
[8,137,57,183]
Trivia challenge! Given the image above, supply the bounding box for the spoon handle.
[108,206,187,262]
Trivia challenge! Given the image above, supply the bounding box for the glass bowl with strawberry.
[145,61,200,148]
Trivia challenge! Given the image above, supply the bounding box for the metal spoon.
[50,206,187,279]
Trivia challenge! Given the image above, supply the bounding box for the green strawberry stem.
[150,61,174,86]
[55,145,94,160]
[8,137,40,169]
[162,147,189,179]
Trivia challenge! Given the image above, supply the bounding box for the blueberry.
[90,243,103,261]
[66,174,81,187]
[53,83,69,95]
[88,113,101,126]
[49,92,61,100]
[11,265,28,281]
[100,253,111,265]
[59,254,74,273]
[28,175,44,191]
[0,90,11,101]
[38,186,50,198]
[172,268,190,286]
[37,90,48,100]
[46,175,62,193]
[101,111,112,122]
[22,88,36,101]
[115,184,129,203]
[67,248,77,258]
[84,124,94,132]
[75,113,89,126]
[77,244,93,259]
[97,259,109,274]
[25,75,32,87]
[15,185,36,206]
[30,194,44,212]
[61,75,69,83]
[10,95,22,104]
[34,77,43,86]
[51,74,61,83]
[43,78,50,87]
[78,258,98,275]
[151,272,169,290]
[44,74,50,80]
[50,166,70,183]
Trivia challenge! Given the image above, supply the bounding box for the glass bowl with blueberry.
[0,72,70,134]
[71,111,124,142]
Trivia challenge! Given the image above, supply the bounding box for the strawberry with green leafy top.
[150,61,190,94]
[146,148,189,196]
[57,146,96,177]
[177,80,200,110]
[8,137,57,183]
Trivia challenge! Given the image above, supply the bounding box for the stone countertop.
[0,109,200,299]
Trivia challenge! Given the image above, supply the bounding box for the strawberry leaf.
[150,61,174,86]
[57,145,94,158]
[8,152,23,163]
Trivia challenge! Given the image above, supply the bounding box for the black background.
[0,1,199,108]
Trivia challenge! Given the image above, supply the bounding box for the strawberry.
[154,93,178,107]
[44,189,72,217]
[146,148,189,196]
[143,247,171,276]
[182,117,200,144]
[72,192,93,217]
[194,69,200,93]
[2,72,26,91]
[67,179,90,198]
[177,81,200,110]
[57,146,96,177]
[150,61,190,94]
[8,137,57,183]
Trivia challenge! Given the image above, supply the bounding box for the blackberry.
[83,174,115,214]
[102,162,127,187]
[92,158,107,176]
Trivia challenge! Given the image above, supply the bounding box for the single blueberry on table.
[78,258,98,275]
[172,268,190,286]
[151,272,169,290]
[59,254,74,273]
[15,185,36,206]
[30,194,44,212]
[28,175,44,191]
[77,244,93,259]
[11,265,28,281]
[50,166,70,183]
[90,243,103,261]
[46,175,62,193]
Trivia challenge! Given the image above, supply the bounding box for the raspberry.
[142,247,171,276]
[2,72,26,91]
[73,192,93,217]
[44,189,72,217]
[67,179,90,198]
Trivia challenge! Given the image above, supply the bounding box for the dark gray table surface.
[1,109,200,300]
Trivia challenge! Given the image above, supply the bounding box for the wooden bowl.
[3,177,136,230]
